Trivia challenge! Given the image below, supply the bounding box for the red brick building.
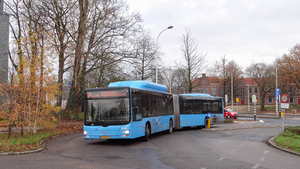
[192,74,300,105]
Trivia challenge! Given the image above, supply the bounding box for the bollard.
[254,105,256,121]
[208,118,211,128]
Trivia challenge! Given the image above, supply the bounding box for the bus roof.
[108,81,168,93]
[179,93,213,97]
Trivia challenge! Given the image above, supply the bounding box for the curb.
[0,131,82,156]
[202,124,282,131]
[239,114,280,119]
[267,135,300,156]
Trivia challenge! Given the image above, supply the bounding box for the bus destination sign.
[87,89,127,99]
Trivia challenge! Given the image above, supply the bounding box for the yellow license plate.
[101,136,110,139]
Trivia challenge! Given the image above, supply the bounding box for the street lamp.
[276,63,288,116]
[156,26,173,83]
[156,26,173,43]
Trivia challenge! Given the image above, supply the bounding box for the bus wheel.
[167,120,173,134]
[144,123,150,142]
[204,118,209,128]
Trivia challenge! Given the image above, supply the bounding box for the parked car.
[224,108,238,119]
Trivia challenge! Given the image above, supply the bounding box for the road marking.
[264,151,269,154]
[230,149,236,153]
[252,164,260,169]
[217,157,225,161]
[201,168,206,169]
[239,144,244,147]
[260,157,265,161]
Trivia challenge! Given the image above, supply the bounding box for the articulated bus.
[173,94,224,129]
[83,81,224,141]
[83,81,174,141]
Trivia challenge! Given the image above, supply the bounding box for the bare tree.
[245,63,273,111]
[170,68,187,94]
[67,0,142,115]
[176,28,207,93]
[207,55,228,98]
[40,0,75,107]
[208,55,243,100]
[130,29,161,81]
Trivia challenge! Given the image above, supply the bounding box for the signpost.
[280,94,289,133]
[225,95,228,119]
[252,95,256,121]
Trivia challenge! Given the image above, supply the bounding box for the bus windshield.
[85,98,130,126]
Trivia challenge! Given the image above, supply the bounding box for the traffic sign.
[281,103,289,109]
[280,94,289,103]
[275,88,280,100]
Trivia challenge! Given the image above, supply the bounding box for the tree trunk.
[67,0,88,116]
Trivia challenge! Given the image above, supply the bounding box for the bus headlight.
[84,131,89,134]
[122,130,130,134]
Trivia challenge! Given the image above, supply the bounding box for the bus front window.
[85,98,130,125]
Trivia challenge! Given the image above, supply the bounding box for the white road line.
[264,150,269,154]
[252,164,260,169]
[260,157,265,161]
[230,149,236,153]
[201,168,206,169]
[239,144,244,147]
[217,157,225,161]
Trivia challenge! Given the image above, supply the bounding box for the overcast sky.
[126,0,300,72]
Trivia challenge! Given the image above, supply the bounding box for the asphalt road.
[1,124,299,169]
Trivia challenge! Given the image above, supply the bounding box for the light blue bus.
[173,93,224,129]
[83,81,174,141]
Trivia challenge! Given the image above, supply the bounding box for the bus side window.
[133,107,142,121]
[132,89,143,121]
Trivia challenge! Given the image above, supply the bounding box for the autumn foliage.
[0,21,60,138]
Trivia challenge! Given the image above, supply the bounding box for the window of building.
[200,89,203,93]
[290,97,293,103]
[249,87,252,93]
[202,81,205,85]
[255,87,258,93]
[205,88,208,94]
[268,96,272,103]
[193,89,197,93]
[241,88,244,94]
[221,89,224,95]
[289,86,293,93]
[212,88,216,95]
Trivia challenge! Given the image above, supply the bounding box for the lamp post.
[156,26,173,83]
[276,63,288,116]
[246,84,250,112]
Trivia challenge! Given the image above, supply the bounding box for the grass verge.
[0,122,83,153]
[224,119,234,123]
[274,126,300,153]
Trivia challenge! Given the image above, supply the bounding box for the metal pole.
[225,95,228,119]
[156,26,173,84]
[169,67,172,93]
[276,67,278,116]
[247,85,250,112]
[231,73,233,110]
[254,102,256,121]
